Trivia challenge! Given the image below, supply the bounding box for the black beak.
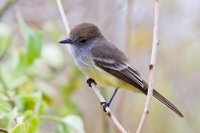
[59,38,74,44]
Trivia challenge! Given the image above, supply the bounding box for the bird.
[59,22,184,118]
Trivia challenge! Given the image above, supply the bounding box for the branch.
[136,0,160,133]
[0,0,17,19]
[90,83,127,133]
[0,128,9,133]
[56,1,127,133]
[56,0,70,35]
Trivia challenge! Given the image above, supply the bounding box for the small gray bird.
[59,23,184,117]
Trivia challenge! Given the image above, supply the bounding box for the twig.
[56,0,127,133]
[90,83,127,133]
[0,0,17,19]
[56,0,70,35]
[0,128,9,133]
[136,0,160,133]
[39,115,62,123]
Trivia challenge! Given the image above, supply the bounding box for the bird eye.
[80,39,86,43]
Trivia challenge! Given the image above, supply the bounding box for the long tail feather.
[153,89,184,117]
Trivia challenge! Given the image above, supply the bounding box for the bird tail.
[153,89,184,118]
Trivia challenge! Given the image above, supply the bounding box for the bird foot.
[100,102,110,112]
[87,78,97,87]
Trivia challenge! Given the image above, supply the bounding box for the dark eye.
[80,39,86,43]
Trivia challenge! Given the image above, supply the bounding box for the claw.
[100,102,110,112]
[87,78,97,87]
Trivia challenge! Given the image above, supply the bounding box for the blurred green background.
[0,0,199,133]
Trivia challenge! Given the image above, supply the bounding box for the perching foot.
[87,78,97,87]
[100,102,110,112]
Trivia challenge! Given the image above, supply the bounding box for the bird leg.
[86,78,118,112]
[101,88,119,112]
[87,78,97,87]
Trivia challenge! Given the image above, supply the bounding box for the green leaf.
[10,122,27,133]
[17,13,43,67]
[0,103,11,127]
[25,28,43,65]
[0,103,10,114]
[15,92,41,111]
[58,115,85,133]
[24,110,40,133]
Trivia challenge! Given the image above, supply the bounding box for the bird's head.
[59,23,103,45]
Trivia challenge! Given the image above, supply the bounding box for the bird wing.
[91,42,146,93]
[91,42,184,117]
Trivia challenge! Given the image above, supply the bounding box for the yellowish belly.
[85,66,142,93]
[75,56,142,93]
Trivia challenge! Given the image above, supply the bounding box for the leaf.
[15,92,41,111]
[58,115,85,133]
[24,110,40,133]
[25,29,43,65]
[10,111,40,133]
[10,122,27,133]
[0,103,10,114]
[17,13,43,67]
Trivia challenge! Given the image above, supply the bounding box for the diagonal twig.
[0,0,17,19]
[56,0,127,133]
[56,0,70,35]
[90,83,127,133]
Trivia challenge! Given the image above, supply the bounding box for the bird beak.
[59,38,74,44]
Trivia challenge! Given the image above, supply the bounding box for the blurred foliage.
[0,14,84,133]
[0,0,200,133]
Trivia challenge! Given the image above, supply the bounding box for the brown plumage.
[70,23,103,40]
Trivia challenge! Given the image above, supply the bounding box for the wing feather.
[91,42,184,117]
[91,43,144,90]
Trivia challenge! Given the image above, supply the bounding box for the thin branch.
[0,0,17,19]
[56,1,127,133]
[90,83,127,133]
[0,128,9,133]
[39,115,62,123]
[56,0,70,35]
[136,0,160,133]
